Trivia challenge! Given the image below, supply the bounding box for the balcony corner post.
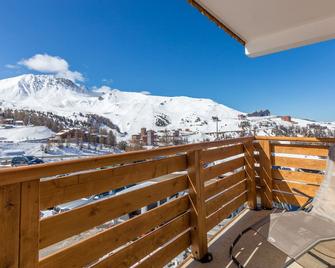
[258,139,273,209]
[187,149,210,261]
[244,141,257,210]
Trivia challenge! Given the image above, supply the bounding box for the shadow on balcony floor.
[182,209,304,268]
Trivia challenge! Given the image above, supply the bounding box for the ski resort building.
[238,114,247,120]
[280,116,292,122]
[1,1,335,268]
[53,129,82,142]
[131,128,158,146]
[147,130,156,146]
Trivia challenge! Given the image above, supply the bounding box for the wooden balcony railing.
[255,136,335,209]
[0,136,334,267]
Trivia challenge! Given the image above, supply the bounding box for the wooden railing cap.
[255,136,335,143]
[0,136,254,186]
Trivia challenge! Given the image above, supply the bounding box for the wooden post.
[0,183,21,268]
[0,180,40,268]
[258,140,273,209]
[187,149,208,261]
[244,142,256,209]
[19,180,40,267]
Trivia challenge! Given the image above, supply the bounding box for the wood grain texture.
[206,181,247,216]
[272,169,324,185]
[92,212,190,268]
[271,144,329,157]
[0,137,253,186]
[40,155,187,209]
[256,136,335,143]
[273,191,309,207]
[204,170,246,200]
[19,180,40,268]
[135,231,191,268]
[201,144,243,163]
[206,193,247,231]
[244,142,257,209]
[273,180,319,197]
[203,157,245,181]
[273,156,327,171]
[187,150,208,260]
[258,140,273,209]
[40,197,189,268]
[0,184,21,268]
[39,175,188,249]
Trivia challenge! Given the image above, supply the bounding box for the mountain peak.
[0,74,243,138]
[0,74,86,99]
[1,74,332,140]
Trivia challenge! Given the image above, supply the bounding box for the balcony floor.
[182,209,335,268]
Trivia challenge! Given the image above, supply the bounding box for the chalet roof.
[189,0,335,57]
[55,130,69,135]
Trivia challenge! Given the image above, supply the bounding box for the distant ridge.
[0,74,334,141]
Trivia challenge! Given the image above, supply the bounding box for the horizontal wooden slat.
[203,157,245,181]
[40,155,187,209]
[0,136,253,186]
[271,144,329,157]
[273,180,319,197]
[201,144,243,163]
[39,195,189,268]
[92,212,190,268]
[135,231,191,268]
[256,136,335,143]
[206,193,247,231]
[273,156,327,171]
[272,169,324,185]
[39,175,188,249]
[206,181,247,216]
[205,170,246,199]
[273,191,309,207]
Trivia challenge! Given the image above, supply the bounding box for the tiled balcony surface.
[182,209,335,268]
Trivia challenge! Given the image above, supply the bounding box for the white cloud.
[5,64,20,69]
[19,54,84,82]
[19,54,68,73]
[57,70,84,83]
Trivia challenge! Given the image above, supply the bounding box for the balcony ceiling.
[190,0,335,57]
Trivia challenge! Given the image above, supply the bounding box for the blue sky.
[0,0,335,121]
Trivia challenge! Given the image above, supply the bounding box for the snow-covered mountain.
[0,74,86,99]
[0,74,334,141]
